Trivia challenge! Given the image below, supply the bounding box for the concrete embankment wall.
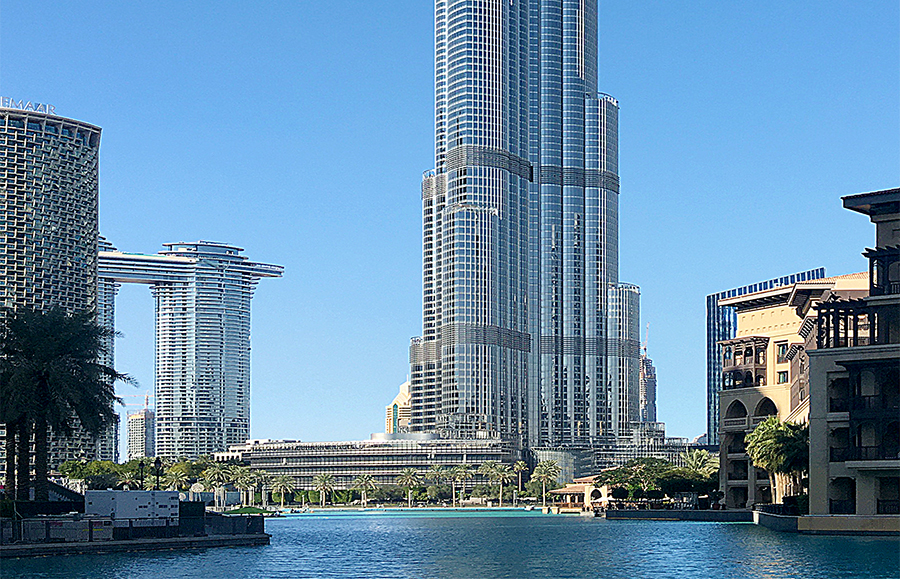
[0,533,270,558]
[605,510,753,523]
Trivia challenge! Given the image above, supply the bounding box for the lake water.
[3,510,899,578]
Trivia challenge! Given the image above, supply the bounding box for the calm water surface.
[3,511,899,578]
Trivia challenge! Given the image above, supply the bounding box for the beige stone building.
[718,273,868,509]
[805,188,899,534]
[385,381,411,434]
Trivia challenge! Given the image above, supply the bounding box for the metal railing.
[829,499,855,515]
[877,499,900,515]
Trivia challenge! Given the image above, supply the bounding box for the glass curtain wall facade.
[98,242,283,459]
[410,0,620,449]
[705,268,825,445]
[607,283,640,437]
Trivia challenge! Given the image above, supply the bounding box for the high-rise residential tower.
[409,1,621,448]
[607,283,641,437]
[705,268,825,445]
[0,103,115,471]
[99,241,283,459]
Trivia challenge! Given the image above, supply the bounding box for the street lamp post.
[154,457,162,490]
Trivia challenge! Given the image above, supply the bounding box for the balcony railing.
[852,446,900,461]
[877,499,900,515]
[727,472,748,481]
[829,499,855,514]
[829,447,852,462]
[850,395,900,413]
[723,417,748,430]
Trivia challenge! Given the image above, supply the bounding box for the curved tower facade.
[0,106,100,314]
[410,1,620,447]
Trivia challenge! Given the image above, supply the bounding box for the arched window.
[755,397,777,417]
[725,400,748,419]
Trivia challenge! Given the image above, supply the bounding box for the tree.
[425,465,446,486]
[312,473,335,507]
[477,462,498,505]
[531,460,561,507]
[396,468,420,508]
[271,475,296,509]
[449,464,473,507]
[513,460,528,493]
[202,463,230,509]
[745,416,809,504]
[492,464,514,507]
[234,470,256,507]
[352,474,378,508]
[594,458,672,494]
[680,449,719,478]
[0,308,132,501]
[164,468,191,492]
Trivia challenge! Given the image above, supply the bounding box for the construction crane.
[119,392,153,408]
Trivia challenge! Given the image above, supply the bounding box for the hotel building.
[806,188,899,533]
[706,268,826,445]
[717,273,867,509]
[385,381,412,434]
[99,241,283,459]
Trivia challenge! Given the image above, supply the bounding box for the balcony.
[727,472,748,481]
[851,446,900,461]
[727,445,746,455]
[817,298,899,349]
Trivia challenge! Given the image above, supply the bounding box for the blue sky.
[2,1,897,454]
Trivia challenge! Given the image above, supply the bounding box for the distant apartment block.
[127,409,156,461]
[99,241,283,459]
[706,268,826,445]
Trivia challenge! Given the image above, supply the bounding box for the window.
[776,342,789,364]
[777,371,789,384]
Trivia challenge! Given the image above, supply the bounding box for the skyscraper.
[705,268,825,445]
[0,103,114,471]
[409,1,621,448]
[99,241,283,459]
[639,351,657,423]
[607,283,641,437]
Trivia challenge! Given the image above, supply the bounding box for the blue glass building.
[410,1,621,448]
[705,268,826,445]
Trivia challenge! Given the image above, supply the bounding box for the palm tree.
[254,470,273,508]
[425,465,446,486]
[493,464,514,507]
[164,469,191,492]
[234,470,256,507]
[450,464,473,507]
[680,449,719,477]
[352,474,378,508]
[532,460,561,507]
[477,461,499,505]
[513,460,528,494]
[202,463,230,510]
[271,475,296,510]
[396,468,420,508]
[0,308,132,501]
[312,473,335,507]
[746,416,809,504]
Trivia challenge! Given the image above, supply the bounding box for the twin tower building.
[408,1,643,449]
